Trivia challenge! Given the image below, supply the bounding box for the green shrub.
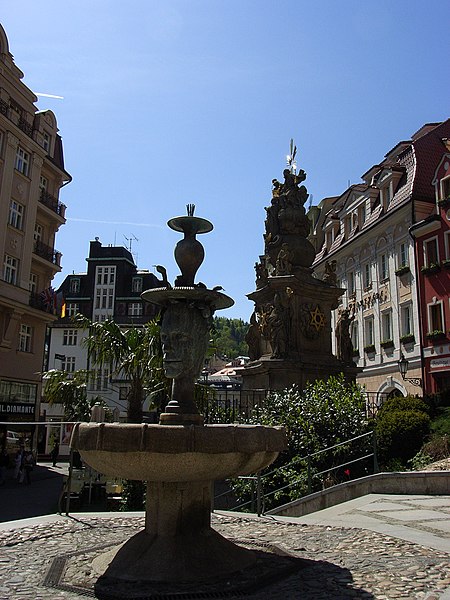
[379,395,430,416]
[376,409,430,464]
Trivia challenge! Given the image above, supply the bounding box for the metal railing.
[214,430,378,516]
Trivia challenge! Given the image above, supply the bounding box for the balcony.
[18,117,33,138]
[39,189,66,217]
[29,292,51,313]
[33,240,61,266]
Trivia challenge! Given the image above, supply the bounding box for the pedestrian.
[0,448,8,485]
[14,447,24,482]
[50,440,59,467]
[22,451,34,485]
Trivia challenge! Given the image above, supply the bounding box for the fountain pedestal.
[72,423,286,583]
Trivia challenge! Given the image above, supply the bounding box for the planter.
[380,340,394,349]
[437,197,450,208]
[426,330,446,342]
[400,334,415,345]
[395,265,410,276]
[421,263,441,275]
[443,259,450,269]
[364,344,376,354]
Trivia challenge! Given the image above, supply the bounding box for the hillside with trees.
[211,317,249,359]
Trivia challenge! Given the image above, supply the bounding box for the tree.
[76,316,169,423]
[211,317,249,359]
[43,369,92,421]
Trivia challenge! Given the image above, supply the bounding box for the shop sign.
[430,357,450,369]
[0,402,35,416]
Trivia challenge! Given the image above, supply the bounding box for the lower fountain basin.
[71,422,286,481]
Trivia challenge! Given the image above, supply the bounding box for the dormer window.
[70,278,80,294]
[382,184,392,210]
[43,131,51,153]
[358,202,366,226]
[440,175,450,201]
[132,276,143,293]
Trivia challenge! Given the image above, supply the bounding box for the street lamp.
[397,352,422,387]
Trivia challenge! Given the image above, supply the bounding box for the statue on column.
[335,308,354,364]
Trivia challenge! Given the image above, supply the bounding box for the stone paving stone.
[0,514,449,599]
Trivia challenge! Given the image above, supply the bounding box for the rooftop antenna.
[286,138,297,174]
[124,234,139,264]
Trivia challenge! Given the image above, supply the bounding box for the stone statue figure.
[160,302,211,415]
[275,243,293,275]
[323,260,337,286]
[335,308,354,364]
[245,311,262,361]
[267,292,290,358]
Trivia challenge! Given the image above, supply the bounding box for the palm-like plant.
[43,369,92,422]
[76,316,169,423]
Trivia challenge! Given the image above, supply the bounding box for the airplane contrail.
[35,92,64,99]
[69,217,163,228]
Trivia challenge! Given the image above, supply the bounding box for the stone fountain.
[71,205,287,588]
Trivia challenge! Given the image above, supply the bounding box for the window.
[379,253,388,281]
[351,321,358,352]
[66,303,80,317]
[3,255,18,285]
[69,278,80,294]
[8,200,24,229]
[29,273,38,293]
[132,277,143,293]
[347,271,355,295]
[39,175,48,191]
[119,387,129,401]
[440,176,450,201]
[382,311,392,342]
[400,304,412,336]
[96,266,115,285]
[34,223,43,243]
[428,301,444,333]
[15,147,30,176]
[445,231,450,260]
[63,329,78,346]
[363,263,372,289]
[358,202,366,226]
[42,131,51,152]
[18,324,32,353]
[365,317,374,346]
[398,242,408,268]
[92,368,110,391]
[128,302,143,316]
[62,357,76,373]
[382,184,392,209]
[423,237,439,267]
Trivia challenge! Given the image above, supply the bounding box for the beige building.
[0,25,71,442]
[310,123,448,405]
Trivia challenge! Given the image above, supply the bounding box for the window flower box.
[443,259,450,269]
[421,263,441,275]
[395,265,410,276]
[400,334,415,345]
[352,348,360,357]
[380,339,394,349]
[426,330,446,341]
[437,197,450,208]
[364,344,376,354]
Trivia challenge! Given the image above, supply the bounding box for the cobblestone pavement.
[0,512,449,600]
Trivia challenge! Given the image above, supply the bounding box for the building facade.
[0,25,71,447]
[410,147,450,394]
[310,120,450,403]
[44,239,160,435]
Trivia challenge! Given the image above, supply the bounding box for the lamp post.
[397,352,422,387]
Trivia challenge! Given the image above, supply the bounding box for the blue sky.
[2,1,449,319]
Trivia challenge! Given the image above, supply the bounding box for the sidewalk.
[0,460,67,523]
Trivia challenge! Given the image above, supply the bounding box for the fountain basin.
[71,422,286,481]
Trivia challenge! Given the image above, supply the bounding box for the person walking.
[14,447,24,482]
[22,451,34,485]
[50,440,59,467]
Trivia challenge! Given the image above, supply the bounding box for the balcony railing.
[39,189,66,217]
[33,240,61,266]
[18,117,33,137]
[29,291,51,313]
